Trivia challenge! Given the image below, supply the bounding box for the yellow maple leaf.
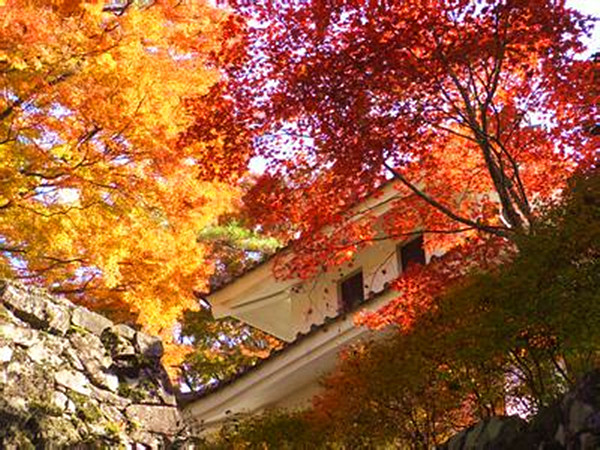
[96,53,117,70]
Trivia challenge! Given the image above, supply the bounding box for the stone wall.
[0,280,184,448]
[441,370,600,450]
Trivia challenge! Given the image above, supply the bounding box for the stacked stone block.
[0,280,183,448]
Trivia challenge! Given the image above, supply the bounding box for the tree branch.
[383,162,510,238]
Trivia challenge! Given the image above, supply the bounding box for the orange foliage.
[0,0,242,373]
[223,0,597,327]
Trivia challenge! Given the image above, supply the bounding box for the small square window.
[398,235,426,272]
[339,270,365,313]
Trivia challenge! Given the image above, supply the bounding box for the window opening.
[339,270,365,313]
[398,234,426,272]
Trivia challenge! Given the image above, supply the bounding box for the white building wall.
[290,237,404,337]
[220,232,434,342]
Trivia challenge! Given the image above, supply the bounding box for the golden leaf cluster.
[0,0,240,372]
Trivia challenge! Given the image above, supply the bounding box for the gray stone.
[92,386,130,408]
[4,396,28,416]
[87,420,111,437]
[103,372,120,392]
[0,323,39,347]
[0,280,179,447]
[101,326,136,358]
[70,329,110,364]
[114,323,136,340]
[46,301,71,334]
[0,345,13,362]
[66,397,76,414]
[6,360,26,376]
[70,332,118,392]
[120,376,166,405]
[159,388,178,407]
[126,404,181,435]
[1,284,70,334]
[555,423,565,444]
[72,306,113,335]
[484,416,505,440]
[70,331,111,367]
[99,403,125,424]
[51,391,70,412]
[135,331,163,358]
[51,295,76,310]
[1,284,44,324]
[27,339,64,366]
[463,420,486,447]
[117,341,137,358]
[55,369,91,396]
[129,429,161,448]
[63,347,85,371]
[441,373,600,449]
[38,416,82,446]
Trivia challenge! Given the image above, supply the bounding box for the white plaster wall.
[234,297,294,341]
[290,237,404,337]
[226,232,435,342]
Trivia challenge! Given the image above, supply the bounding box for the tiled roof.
[203,179,397,297]
[177,284,393,407]
[205,244,288,295]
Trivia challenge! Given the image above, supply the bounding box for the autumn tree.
[206,168,600,448]
[221,0,597,326]
[182,1,599,443]
[178,219,282,389]
[197,219,282,288]
[310,168,600,447]
[178,307,279,391]
[0,0,248,371]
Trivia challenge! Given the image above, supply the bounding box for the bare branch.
[383,162,510,238]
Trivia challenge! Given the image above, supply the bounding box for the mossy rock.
[0,304,12,323]
[117,383,146,403]
[0,428,35,449]
[68,391,104,423]
[36,416,82,447]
